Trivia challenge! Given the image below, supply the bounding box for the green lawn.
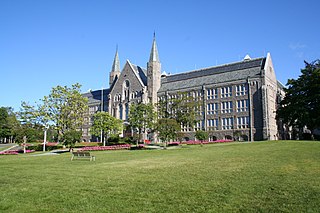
[0,141,319,212]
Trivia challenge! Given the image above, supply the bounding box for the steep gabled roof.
[131,64,147,86]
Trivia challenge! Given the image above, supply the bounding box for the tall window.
[194,121,202,131]
[236,84,248,96]
[125,104,129,120]
[221,101,233,113]
[89,106,95,115]
[236,100,249,112]
[222,117,233,130]
[207,119,218,130]
[237,116,249,129]
[221,86,232,98]
[207,88,218,99]
[123,80,130,100]
[119,104,123,120]
[181,123,192,132]
[207,103,219,115]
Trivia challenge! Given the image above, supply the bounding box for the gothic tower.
[109,47,121,87]
[147,34,161,104]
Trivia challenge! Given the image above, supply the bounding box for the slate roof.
[159,57,266,92]
[83,88,110,105]
[131,64,148,86]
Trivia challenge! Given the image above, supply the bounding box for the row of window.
[180,116,250,132]
[207,99,248,114]
[163,84,248,102]
[207,84,248,99]
[207,116,250,130]
[114,91,141,102]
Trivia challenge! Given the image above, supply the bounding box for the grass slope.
[0,141,319,212]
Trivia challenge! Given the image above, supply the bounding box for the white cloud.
[289,43,306,50]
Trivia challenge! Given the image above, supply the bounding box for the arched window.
[123,80,130,99]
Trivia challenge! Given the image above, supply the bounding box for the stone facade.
[82,36,285,142]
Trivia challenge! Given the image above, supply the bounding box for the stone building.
[82,35,285,142]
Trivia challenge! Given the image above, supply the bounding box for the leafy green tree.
[18,102,37,126]
[0,107,19,143]
[277,60,320,139]
[128,103,156,145]
[62,130,82,151]
[158,91,200,130]
[17,102,44,143]
[156,118,181,146]
[90,111,123,146]
[195,130,208,141]
[42,83,88,140]
[15,125,41,144]
[18,101,52,149]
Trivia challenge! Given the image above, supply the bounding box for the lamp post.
[43,125,48,152]
[101,87,104,145]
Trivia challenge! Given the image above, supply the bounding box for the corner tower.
[109,47,121,87]
[147,33,161,104]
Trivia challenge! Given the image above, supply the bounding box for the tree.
[18,102,38,126]
[128,103,156,145]
[195,130,208,141]
[62,130,82,151]
[277,60,320,139]
[156,118,181,146]
[90,111,123,146]
[158,91,200,131]
[42,83,88,140]
[0,107,19,143]
[17,101,52,150]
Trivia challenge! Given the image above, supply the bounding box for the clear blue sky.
[1,0,319,112]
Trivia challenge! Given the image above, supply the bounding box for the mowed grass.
[0,141,319,212]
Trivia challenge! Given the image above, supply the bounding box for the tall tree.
[90,111,123,146]
[128,103,156,145]
[18,102,37,126]
[17,102,48,144]
[156,118,181,146]
[42,83,88,139]
[158,91,200,130]
[277,60,320,138]
[0,107,19,143]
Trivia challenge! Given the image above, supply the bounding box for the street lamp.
[43,125,49,152]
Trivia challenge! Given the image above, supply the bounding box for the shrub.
[108,135,120,143]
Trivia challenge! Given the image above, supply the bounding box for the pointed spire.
[111,45,120,73]
[149,33,160,62]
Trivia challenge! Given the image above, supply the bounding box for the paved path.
[0,144,18,152]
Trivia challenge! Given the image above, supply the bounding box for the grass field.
[0,141,319,212]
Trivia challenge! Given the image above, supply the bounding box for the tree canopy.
[42,83,88,136]
[158,91,200,130]
[277,60,320,138]
[0,107,19,143]
[156,118,181,144]
[90,111,123,146]
[195,130,209,141]
[128,103,156,144]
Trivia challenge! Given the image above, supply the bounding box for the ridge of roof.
[163,57,266,84]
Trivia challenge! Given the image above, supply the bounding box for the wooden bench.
[71,151,95,161]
